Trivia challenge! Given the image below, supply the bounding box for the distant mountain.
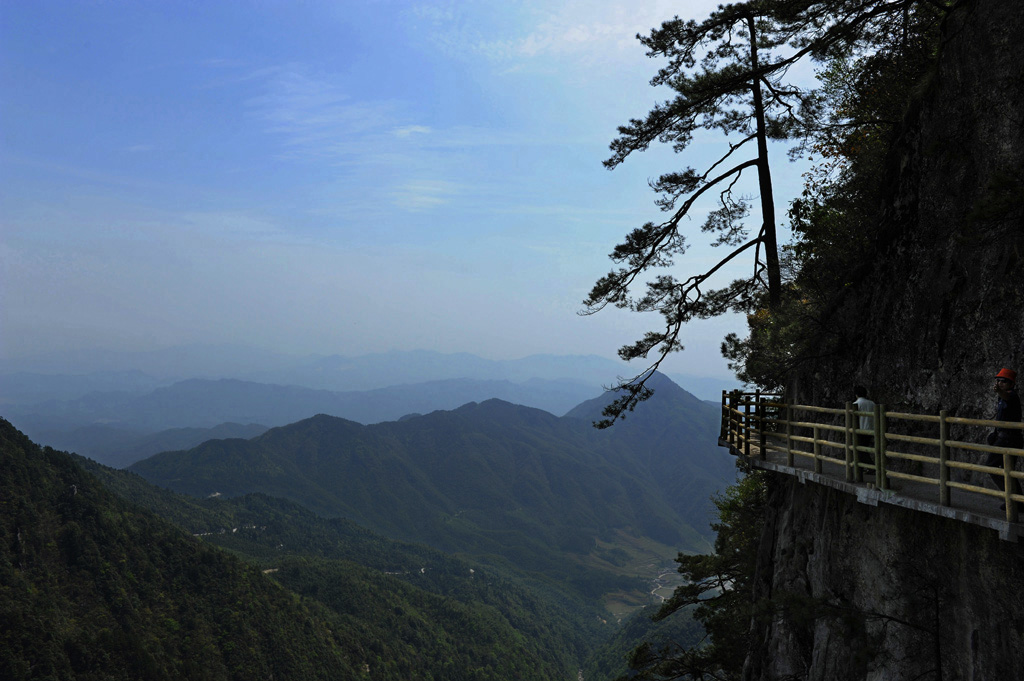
[665,372,743,403]
[246,349,630,392]
[3,345,738,401]
[0,369,168,405]
[130,375,735,593]
[5,375,601,457]
[0,342,307,380]
[564,372,736,527]
[29,422,270,469]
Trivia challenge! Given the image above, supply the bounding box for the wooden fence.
[720,391,1024,523]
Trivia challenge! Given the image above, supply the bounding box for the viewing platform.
[719,392,1024,542]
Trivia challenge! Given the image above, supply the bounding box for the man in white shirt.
[853,385,876,468]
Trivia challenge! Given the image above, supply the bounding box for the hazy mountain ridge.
[5,376,602,466]
[21,421,270,471]
[3,348,737,469]
[2,346,735,407]
[129,375,734,593]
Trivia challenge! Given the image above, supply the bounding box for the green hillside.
[79,459,610,672]
[564,372,735,527]
[129,378,734,599]
[1,418,613,680]
[0,418,355,680]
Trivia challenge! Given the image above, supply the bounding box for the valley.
[1,369,734,680]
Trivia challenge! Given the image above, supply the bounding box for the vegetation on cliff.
[585,0,949,420]
[602,0,953,678]
[724,0,947,391]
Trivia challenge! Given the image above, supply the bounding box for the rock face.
[788,0,1024,418]
[745,477,1024,680]
[746,0,1024,678]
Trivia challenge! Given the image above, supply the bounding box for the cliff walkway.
[718,392,1024,541]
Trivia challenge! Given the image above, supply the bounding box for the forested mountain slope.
[565,372,735,525]
[129,377,733,594]
[2,417,610,680]
[80,459,606,679]
[0,418,356,680]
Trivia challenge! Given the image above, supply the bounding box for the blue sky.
[1,0,811,379]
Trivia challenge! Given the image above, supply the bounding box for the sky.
[1,0,813,379]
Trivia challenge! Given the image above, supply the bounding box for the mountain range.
[129,374,733,590]
[1,417,610,680]
[1,367,735,679]
[2,349,738,469]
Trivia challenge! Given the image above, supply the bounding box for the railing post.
[813,425,822,474]
[743,396,751,458]
[872,403,882,485]
[720,390,728,442]
[757,392,767,460]
[878,406,889,491]
[727,392,736,446]
[786,401,794,464]
[1004,452,1018,523]
[845,402,854,482]
[938,409,949,506]
[785,402,793,467]
[854,402,864,484]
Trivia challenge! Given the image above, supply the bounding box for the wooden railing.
[720,391,1024,523]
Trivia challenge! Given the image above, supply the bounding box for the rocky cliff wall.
[789,0,1024,417]
[746,1,1024,678]
[745,476,1024,680]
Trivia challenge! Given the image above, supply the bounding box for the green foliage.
[6,416,616,680]
[582,606,704,681]
[723,1,946,389]
[585,0,952,413]
[0,418,359,680]
[583,1,807,421]
[81,453,611,680]
[127,393,730,599]
[619,468,769,681]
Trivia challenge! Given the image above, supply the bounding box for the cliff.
[745,0,1024,678]
[745,477,1024,680]
[788,0,1024,415]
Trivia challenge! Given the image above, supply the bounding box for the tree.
[619,469,768,681]
[583,0,952,426]
[723,1,946,390]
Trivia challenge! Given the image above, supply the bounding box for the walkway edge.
[721,439,1022,542]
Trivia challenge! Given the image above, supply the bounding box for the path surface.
[721,438,1023,542]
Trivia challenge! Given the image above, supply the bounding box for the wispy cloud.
[393,125,432,138]
[390,179,461,211]
[410,0,719,66]
[245,66,403,161]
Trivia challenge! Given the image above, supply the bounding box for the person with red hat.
[986,367,1022,506]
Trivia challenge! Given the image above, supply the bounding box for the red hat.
[995,368,1017,382]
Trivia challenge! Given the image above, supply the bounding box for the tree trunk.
[747,15,781,310]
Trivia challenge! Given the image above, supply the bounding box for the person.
[986,367,1023,504]
[853,385,876,469]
